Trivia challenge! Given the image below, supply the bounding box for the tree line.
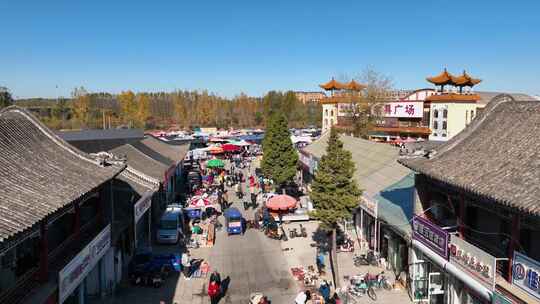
[10,88,321,130]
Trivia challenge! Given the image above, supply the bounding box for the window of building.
[324,119,328,127]
[330,119,334,126]
[331,110,334,117]
[443,109,448,118]
[433,121,438,130]
[325,109,328,117]
[470,110,475,120]
[434,109,439,118]
[442,133,447,137]
[442,121,447,130]
[433,133,438,137]
[465,111,468,124]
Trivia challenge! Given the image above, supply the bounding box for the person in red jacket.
[208,281,220,304]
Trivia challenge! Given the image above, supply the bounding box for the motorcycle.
[338,238,354,252]
[353,250,379,266]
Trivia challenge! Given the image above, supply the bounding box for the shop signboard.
[381,102,424,118]
[360,196,378,218]
[134,195,152,224]
[58,225,111,304]
[449,235,496,290]
[512,251,540,300]
[412,216,449,259]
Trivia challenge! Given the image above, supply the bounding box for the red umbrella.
[266,195,297,211]
[222,143,241,152]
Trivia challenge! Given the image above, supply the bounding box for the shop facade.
[355,197,378,252]
[133,192,153,250]
[409,216,497,304]
[58,225,112,304]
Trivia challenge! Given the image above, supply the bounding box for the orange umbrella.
[209,146,224,154]
[266,195,297,211]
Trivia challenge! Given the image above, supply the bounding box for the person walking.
[210,270,221,285]
[208,280,220,304]
[294,290,311,304]
[181,251,191,280]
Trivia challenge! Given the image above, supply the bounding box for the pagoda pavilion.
[318,78,367,133]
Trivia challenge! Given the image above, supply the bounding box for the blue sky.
[1,0,539,99]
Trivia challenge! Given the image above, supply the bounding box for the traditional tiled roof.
[110,144,169,181]
[58,129,144,153]
[131,136,189,166]
[344,80,366,91]
[426,69,455,86]
[451,71,482,87]
[400,97,540,215]
[0,106,123,242]
[303,133,411,198]
[319,78,346,91]
[117,167,159,196]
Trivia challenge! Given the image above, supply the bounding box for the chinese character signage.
[412,216,449,259]
[512,251,540,300]
[59,225,111,303]
[134,195,152,224]
[382,102,423,118]
[449,235,496,290]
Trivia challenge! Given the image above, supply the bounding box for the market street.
[93,159,298,304]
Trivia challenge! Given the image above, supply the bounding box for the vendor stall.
[265,194,310,222]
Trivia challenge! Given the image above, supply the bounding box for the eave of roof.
[399,98,540,215]
[0,106,124,242]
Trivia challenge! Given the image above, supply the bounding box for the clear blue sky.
[1,0,539,99]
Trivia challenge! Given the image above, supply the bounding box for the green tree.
[261,112,298,189]
[0,87,14,109]
[309,128,362,287]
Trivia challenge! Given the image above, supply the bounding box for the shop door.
[428,272,445,304]
[409,261,428,303]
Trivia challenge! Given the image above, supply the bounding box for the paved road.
[96,159,298,304]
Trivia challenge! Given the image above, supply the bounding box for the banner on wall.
[412,216,449,259]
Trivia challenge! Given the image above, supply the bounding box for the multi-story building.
[319,78,366,133]
[400,94,540,304]
[294,91,326,104]
[370,89,436,142]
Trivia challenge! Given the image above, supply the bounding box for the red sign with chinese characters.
[381,102,423,118]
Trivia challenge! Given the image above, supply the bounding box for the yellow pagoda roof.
[319,78,346,91]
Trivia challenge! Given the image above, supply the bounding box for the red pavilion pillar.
[38,220,48,283]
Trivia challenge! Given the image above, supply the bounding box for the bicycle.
[350,275,377,301]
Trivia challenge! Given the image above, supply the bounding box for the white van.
[156,205,184,244]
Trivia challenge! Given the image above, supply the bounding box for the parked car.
[156,205,184,244]
[128,250,182,276]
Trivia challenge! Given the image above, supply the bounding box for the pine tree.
[261,112,298,190]
[310,127,362,287]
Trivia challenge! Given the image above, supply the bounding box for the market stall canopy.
[207,158,225,168]
[208,146,224,154]
[266,194,298,211]
[222,143,241,152]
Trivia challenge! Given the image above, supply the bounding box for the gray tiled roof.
[132,136,189,166]
[303,133,411,199]
[400,98,540,215]
[476,91,533,105]
[110,144,169,181]
[117,167,159,196]
[0,107,123,242]
[57,129,144,141]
